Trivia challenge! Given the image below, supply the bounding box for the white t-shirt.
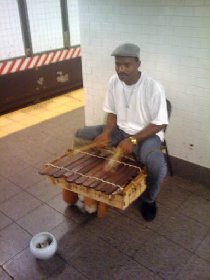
[103,72,168,142]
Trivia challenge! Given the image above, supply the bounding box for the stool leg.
[97,202,108,218]
[84,197,97,213]
[164,144,173,176]
[62,189,78,204]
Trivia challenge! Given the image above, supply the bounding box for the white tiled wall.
[78,0,210,168]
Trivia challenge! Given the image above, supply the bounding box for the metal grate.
[26,0,63,53]
[67,0,80,46]
[0,0,81,61]
[0,0,25,61]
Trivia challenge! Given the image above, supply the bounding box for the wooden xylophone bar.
[39,148,146,217]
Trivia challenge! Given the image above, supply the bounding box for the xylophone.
[39,148,146,217]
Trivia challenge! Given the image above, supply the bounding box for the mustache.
[118,72,127,76]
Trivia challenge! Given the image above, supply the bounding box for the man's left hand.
[118,138,134,155]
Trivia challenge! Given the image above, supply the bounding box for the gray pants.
[75,125,167,203]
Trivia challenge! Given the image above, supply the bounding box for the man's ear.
[136,59,141,68]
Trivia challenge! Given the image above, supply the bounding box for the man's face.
[115,56,140,84]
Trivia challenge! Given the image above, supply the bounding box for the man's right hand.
[95,113,116,148]
[95,131,110,148]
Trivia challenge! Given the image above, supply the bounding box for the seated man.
[75,43,168,221]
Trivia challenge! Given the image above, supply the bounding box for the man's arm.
[118,123,165,155]
[103,113,117,135]
[95,113,117,147]
[135,123,165,142]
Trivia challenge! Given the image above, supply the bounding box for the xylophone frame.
[49,172,146,217]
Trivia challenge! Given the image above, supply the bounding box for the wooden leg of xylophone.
[97,202,108,218]
[62,189,78,205]
[84,197,97,213]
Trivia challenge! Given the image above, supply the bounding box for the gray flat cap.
[111,43,140,58]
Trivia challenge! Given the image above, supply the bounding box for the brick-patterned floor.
[0,90,209,280]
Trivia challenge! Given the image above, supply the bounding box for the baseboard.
[169,156,210,187]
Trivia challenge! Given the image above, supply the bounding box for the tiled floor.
[0,89,209,280]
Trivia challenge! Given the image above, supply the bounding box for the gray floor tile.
[39,137,69,156]
[175,255,210,280]
[1,135,30,151]
[82,208,122,237]
[63,234,154,280]
[162,176,192,191]
[46,193,74,216]
[89,215,151,258]
[0,178,22,204]
[33,152,59,169]
[17,204,66,235]
[14,148,47,167]
[191,182,210,200]
[51,219,78,242]
[0,267,12,280]
[26,179,61,202]
[0,156,29,178]
[112,259,163,280]
[7,166,43,190]
[157,212,209,251]
[48,265,88,280]
[157,181,192,210]
[195,233,210,262]
[0,211,12,230]
[133,231,192,279]
[0,223,31,265]
[4,248,66,280]
[124,200,176,231]
[179,194,210,226]
[47,194,94,224]
[0,144,18,162]
[9,152,38,167]
[53,221,105,261]
[163,176,210,200]
[0,191,42,220]
[14,143,55,168]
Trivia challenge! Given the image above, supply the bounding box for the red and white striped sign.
[0,47,81,76]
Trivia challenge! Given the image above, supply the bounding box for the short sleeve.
[148,81,168,125]
[102,76,116,114]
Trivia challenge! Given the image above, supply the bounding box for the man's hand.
[118,138,134,155]
[95,131,110,148]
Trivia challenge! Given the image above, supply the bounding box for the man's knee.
[73,125,103,149]
[74,125,104,140]
[75,127,88,139]
[135,136,161,163]
[74,127,82,138]
[146,151,167,180]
